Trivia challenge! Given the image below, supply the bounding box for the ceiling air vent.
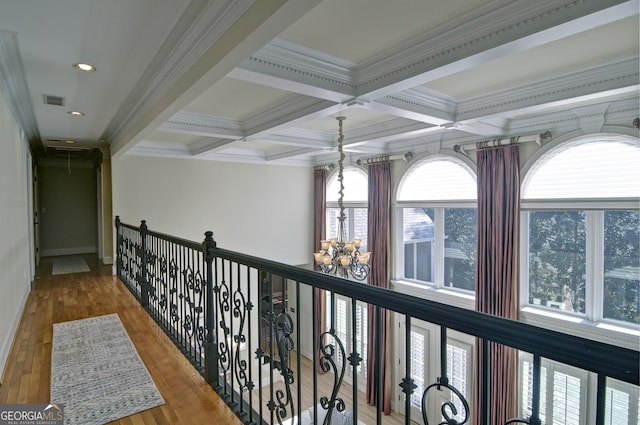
[43,94,65,106]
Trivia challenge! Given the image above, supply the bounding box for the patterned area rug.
[50,314,165,425]
[52,256,90,275]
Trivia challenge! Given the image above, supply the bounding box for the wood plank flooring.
[0,255,416,425]
[0,255,241,425]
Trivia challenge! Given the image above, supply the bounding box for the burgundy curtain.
[473,146,520,424]
[365,161,392,414]
[313,168,327,374]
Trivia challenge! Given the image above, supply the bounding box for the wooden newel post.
[139,220,149,308]
[203,231,219,386]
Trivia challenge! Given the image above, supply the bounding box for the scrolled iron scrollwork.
[269,311,295,425]
[318,330,347,422]
[232,290,252,392]
[168,259,179,323]
[178,268,205,347]
[421,377,470,425]
[216,279,232,374]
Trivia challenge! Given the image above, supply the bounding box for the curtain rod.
[313,164,335,171]
[453,131,552,156]
[356,151,413,166]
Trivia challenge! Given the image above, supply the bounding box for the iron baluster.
[272,311,295,425]
[399,315,416,425]
[420,327,470,425]
[216,260,232,395]
[319,329,347,425]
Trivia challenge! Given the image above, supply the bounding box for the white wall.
[112,155,314,265]
[0,87,32,380]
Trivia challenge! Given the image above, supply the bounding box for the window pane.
[447,343,469,422]
[522,141,640,199]
[603,210,640,324]
[327,168,368,202]
[398,158,476,201]
[354,208,368,251]
[325,207,368,250]
[404,208,435,283]
[444,208,477,290]
[528,211,586,314]
[552,371,581,425]
[410,330,426,410]
[326,207,344,242]
[605,387,630,425]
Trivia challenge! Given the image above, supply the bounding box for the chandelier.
[313,117,371,281]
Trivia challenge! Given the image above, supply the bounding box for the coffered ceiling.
[0,0,638,166]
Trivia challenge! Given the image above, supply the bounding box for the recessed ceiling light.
[73,63,96,72]
[67,111,85,117]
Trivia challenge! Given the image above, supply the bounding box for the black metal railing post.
[203,231,220,386]
[115,216,122,277]
[139,220,150,308]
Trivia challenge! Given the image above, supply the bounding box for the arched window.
[396,156,477,291]
[326,167,368,250]
[521,138,640,325]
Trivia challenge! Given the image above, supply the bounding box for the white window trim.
[394,201,476,294]
[519,208,640,350]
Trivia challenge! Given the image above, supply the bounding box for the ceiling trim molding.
[370,90,456,126]
[456,58,639,121]
[505,96,639,135]
[189,136,236,156]
[0,30,41,151]
[103,0,254,143]
[238,37,356,95]
[343,118,440,145]
[355,0,635,98]
[162,111,244,139]
[250,129,333,149]
[265,146,319,162]
[244,95,338,136]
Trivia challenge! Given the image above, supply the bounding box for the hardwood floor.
[0,255,241,425]
[0,255,417,425]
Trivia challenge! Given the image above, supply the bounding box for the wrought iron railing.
[116,218,639,425]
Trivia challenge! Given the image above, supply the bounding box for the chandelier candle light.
[313,117,371,281]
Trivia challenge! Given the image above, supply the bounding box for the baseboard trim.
[0,282,29,385]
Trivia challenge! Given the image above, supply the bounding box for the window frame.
[325,165,368,250]
[393,154,478,299]
[519,136,640,348]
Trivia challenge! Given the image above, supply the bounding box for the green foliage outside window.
[528,211,586,313]
[603,210,640,324]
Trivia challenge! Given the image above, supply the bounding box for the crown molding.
[251,128,333,149]
[188,136,236,156]
[356,0,636,97]
[103,1,254,144]
[372,87,457,125]
[457,58,639,121]
[162,111,244,139]
[243,95,338,136]
[0,30,41,152]
[231,37,356,102]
